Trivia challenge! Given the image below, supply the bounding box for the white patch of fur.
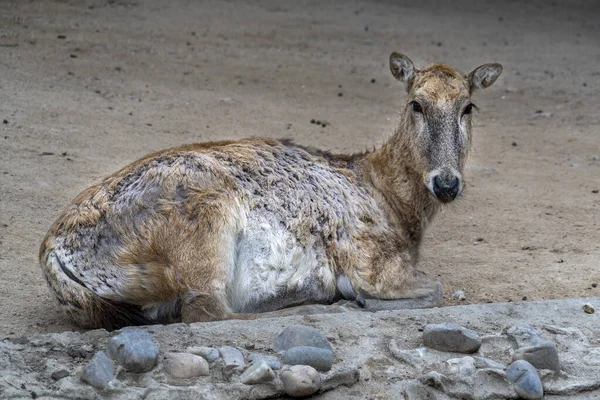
[226,211,336,313]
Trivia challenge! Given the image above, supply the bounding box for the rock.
[80,351,114,390]
[273,325,332,352]
[452,290,466,301]
[186,346,220,363]
[441,356,476,378]
[513,341,560,372]
[472,356,507,370]
[583,303,595,314]
[320,367,360,391]
[283,346,334,371]
[506,324,545,347]
[107,328,159,373]
[240,360,275,384]
[218,346,245,372]
[51,369,70,381]
[423,323,481,353]
[280,365,321,397]
[248,353,281,370]
[164,352,209,378]
[507,360,544,399]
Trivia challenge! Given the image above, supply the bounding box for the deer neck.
[357,121,440,252]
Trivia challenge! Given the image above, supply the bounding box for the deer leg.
[357,252,443,310]
[361,269,442,311]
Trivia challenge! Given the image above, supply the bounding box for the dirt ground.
[0,0,598,337]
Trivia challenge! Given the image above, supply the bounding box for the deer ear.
[467,63,503,92]
[389,52,415,85]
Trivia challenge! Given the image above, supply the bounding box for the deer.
[39,53,502,330]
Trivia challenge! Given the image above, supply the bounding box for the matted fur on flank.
[40,53,502,329]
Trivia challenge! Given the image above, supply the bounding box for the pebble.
[512,341,560,371]
[583,303,595,314]
[506,360,544,399]
[273,325,332,352]
[248,353,281,370]
[218,346,245,372]
[164,352,209,378]
[240,360,275,384]
[283,346,334,371]
[51,369,70,381]
[280,365,321,397]
[80,351,114,390]
[422,322,481,353]
[451,290,466,301]
[106,328,159,373]
[506,324,545,347]
[186,346,220,363]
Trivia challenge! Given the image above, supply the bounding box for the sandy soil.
[0,0,598,337]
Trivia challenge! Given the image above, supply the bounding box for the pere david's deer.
[39,53,502,330]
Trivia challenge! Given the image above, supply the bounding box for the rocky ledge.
[0,298,598,399]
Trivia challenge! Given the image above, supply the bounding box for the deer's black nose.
[433,175,460,202]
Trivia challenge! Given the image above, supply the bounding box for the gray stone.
[472,356,507,370]
[80,351,114,390]
[248,353,281,370]
[506,324,545,348]
[218,346,245,371]
[186,346,220,363]
[51,369,70,381]
[512,341,560,371]
[423,322,481,353]
[273,325,332,352]
[507,360,544,399]
[240,360,275,384]
[107,328,159,373]
[280,365,321,397]
[283,345,334,371]
[164,352,209,378]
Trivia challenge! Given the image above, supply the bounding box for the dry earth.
[0,0,599,336]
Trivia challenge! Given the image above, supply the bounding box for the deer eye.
[463,103,476,115]
[410,101,423,113]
